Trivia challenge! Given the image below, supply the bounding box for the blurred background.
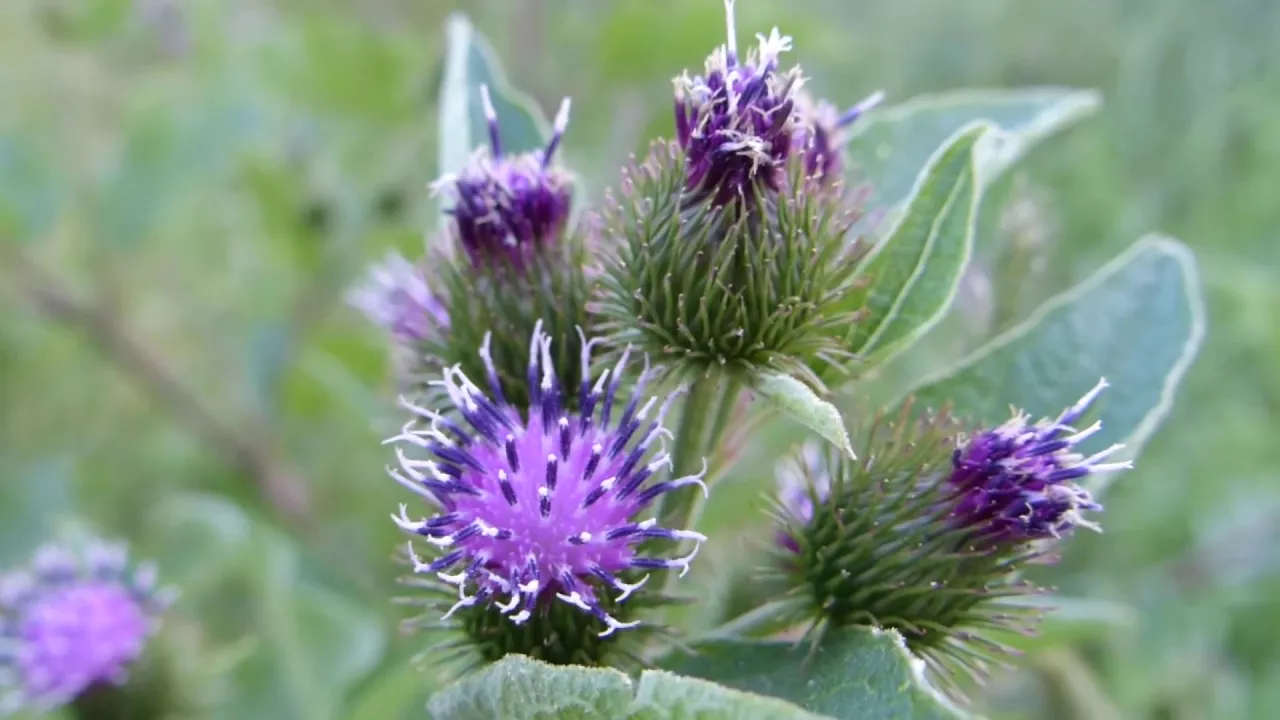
[1,0,1277,718]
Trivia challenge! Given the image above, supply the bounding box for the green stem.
[659,374,739,536]
[694,598,802,642]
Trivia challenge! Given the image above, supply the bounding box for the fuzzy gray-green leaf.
[901,235,1205,495]
[751,372,855,458]
[425,655,829,720]
[847,87,1101,209]
[662,627,969,720]
[842,123,989,361]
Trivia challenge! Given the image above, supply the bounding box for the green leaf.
[427,657,633,719]
[662,627,968,720]
[900,235,1205,494]
[437,14,549,184]
[841,122,990,362]
[96,101,258,250]
[847,87,1101,209]
[426,655,829,719]
[0,458,75,566]
[751,372,855,459]
[145,495,385,720]
[0,137,61,244]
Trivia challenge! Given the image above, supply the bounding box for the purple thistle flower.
[346,251,450,343]
[673,0,803,207]
[948,379,1127,544]
[385,322,708,637]
[773,443,829,554]
[434,87,574,270]
[792,89,886,183]
[0,542,174,715]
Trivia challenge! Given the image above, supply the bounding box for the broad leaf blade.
[847,87,1101,208]
[425,655,829,719]
[426,656,633,719]
[437,14,549,184]
[842,122,990,361]
[900,235,1205,494]
[663,627,968,720]
[751,372,855,458]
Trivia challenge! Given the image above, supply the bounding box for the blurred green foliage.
[1,0,1276,717]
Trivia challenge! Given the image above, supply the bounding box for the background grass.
[1,0,1277,717]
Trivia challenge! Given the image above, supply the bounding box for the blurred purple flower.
[346,251,449,344]
[386,323,707,636]
[793,89,885,184]
[673,0,803,207]
[948,379,1126,544]
[434,88,574,270]
[0,542,174,714]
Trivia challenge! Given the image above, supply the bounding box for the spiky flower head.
[673,0,804,208]
[792,89,885,184]
[764,384,1128,692]
[594,139,870,386]
[386,323,707,667]
[947,379,1120,546]
[434,87,574,270]
[346,251,450,344]
[0,541,174,716]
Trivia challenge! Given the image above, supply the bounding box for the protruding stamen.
[504,434,521,473]
[559,417,572,458]
[631,543,701,578]
[545,454,559,491]
[543,98,571,167]
[838,90,886,127]
[583,444,603,483]
[1059,378,1109,426]
[497,469,517,506]
[723,0,738,64]
[479,332,507,405]
[539,486,551,518]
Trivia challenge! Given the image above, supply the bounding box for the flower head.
[386,323,707,642]
[792,89,885,183]
[346,251,450,344]
[673,0,803,207]
[0,542,173,715]
[435,87,574,270]
[947,379,1122,544]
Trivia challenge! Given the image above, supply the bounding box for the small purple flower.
[773,443,829,554]
[346,251,450,343]
[948,379,1127,543]
[386,323,707,637]
[793,89,885,183]
[434,87,574,270]
[0,542,174,714]
[673,0,803,207]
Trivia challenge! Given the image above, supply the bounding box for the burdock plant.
[354,0,1204,716]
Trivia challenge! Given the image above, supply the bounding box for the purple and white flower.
[947,379,1125,543]
[434,87,574,270]
[0,542,174,715]
[346,251,450,343]
[386,323,707,636]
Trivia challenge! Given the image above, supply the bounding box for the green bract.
[594,142,869,389]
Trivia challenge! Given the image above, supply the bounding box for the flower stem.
[659,372,740,550]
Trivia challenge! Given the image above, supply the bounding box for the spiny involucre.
[386,322,707,646]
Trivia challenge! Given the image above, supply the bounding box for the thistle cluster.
[764,381,1126,690]
[0,541,175,716]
